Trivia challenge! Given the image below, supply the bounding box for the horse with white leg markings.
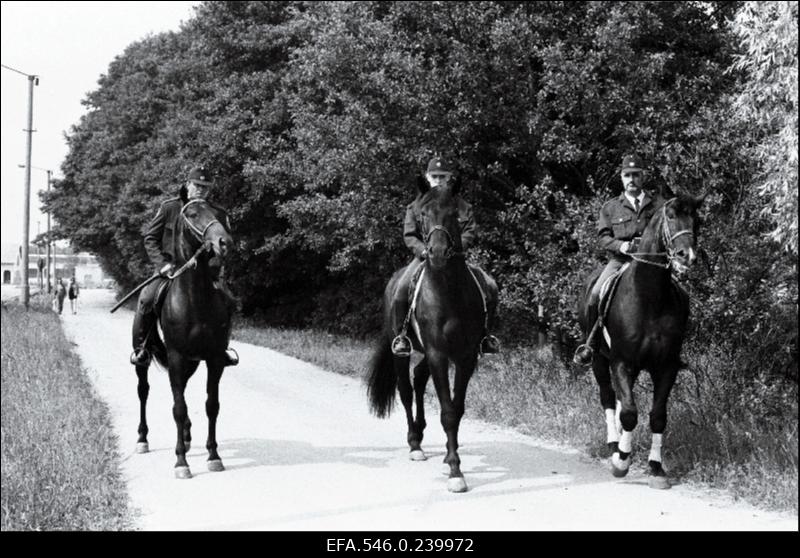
[579,194,705,488]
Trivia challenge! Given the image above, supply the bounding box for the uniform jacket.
[403,193,476,259]
[143,197,231,270]
[597,192,663,260]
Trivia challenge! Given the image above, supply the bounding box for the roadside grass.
[233,320,798,515]
[1,295,133,531]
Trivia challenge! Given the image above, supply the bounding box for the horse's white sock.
[618,430,633,454]
[648,433,663,463]
[605,409,618,443]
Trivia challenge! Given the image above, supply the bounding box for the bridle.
[181,199,222,243]
[424,225,463,260]
[627,198,694,270]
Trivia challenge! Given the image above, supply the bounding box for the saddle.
[596,263,630,350]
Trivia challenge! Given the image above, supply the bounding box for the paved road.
[57,289,797,531]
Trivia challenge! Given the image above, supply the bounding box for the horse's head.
[416,176,463,270]
[659,194,704,278]
[179,199,233,269]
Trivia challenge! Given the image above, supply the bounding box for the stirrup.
[224,348,239,366]
[391,334,412,357]
[479,335,500,354]
[573,343,594,366]
[130,348,151,366]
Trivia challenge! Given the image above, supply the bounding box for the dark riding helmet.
[188,166,214,186]
[427,157,454,174]
[620,154,645,173]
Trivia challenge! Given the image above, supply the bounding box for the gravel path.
[57,289,797,531]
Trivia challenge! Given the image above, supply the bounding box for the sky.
[1,0,200,248]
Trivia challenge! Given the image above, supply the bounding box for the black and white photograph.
[1,1,797,537]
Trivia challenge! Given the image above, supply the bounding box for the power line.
[1,63,36,78]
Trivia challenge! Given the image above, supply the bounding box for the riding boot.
[223,348,239,366]
[573,299,600,366]
[130,309,155,366]
[391,297,412,357]
[480,295,500,354]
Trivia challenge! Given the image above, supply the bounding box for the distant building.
[0,242,108,288]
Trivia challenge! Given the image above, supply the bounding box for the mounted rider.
[390,156,500,357]
[573,154,664,366]
[130,165,239,367]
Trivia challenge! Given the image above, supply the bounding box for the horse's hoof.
[174,466,192,479]
[207,459,225,472]
[135,442,149,454]
[409,450,426,461]
[649,476,671,490]
[611,453,630,478]
[447,477,468,493]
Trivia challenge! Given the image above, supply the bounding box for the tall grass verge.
[1,296,133,530]
[233,320,798,514]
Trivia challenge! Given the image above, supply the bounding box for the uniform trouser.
[391,259,497,336]
[584,258,626,343]
[131,278,167,352]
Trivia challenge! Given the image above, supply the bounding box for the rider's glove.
[419,249,428,260]
[159,263,174,277]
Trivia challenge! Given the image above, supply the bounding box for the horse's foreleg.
[430,353,470,493]
[647,365,678,489]
[168,354,192,479]
[135,365,150,453]
[591,353,618,451]
[610,360,638,478]
[205,360,225,472]
[410,358,430,461]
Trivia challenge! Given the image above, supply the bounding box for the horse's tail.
[147,324,168,370]
[366,332,397,418]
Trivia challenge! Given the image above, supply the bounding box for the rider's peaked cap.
[188,166,214,186]
[620,154,645,173]
[427,157,454,174]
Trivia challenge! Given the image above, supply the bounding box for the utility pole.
[21,74,36,309]
[3,65,39,309]
[46,169,52,293]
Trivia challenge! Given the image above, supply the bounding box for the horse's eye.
[188,212,197,218]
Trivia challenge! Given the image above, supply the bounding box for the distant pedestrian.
[55,278,67,314]
[68,277,80,314]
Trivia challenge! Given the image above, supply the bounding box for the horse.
[579,193,703,489]
[133,195,234,479]
[366,176,492,493]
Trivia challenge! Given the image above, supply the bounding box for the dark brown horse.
[133,196,234,479]
[579,194,703,489]
[367,178,492,493]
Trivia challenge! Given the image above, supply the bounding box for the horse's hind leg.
[205,360,225,472]
[610,360,639,478]
[409,358,430,461]
[647,365,679,489]
[135,365,150,453]
[394,354,419,460]
[592,353,619,452]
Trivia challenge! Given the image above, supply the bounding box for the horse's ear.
[451,174,462,195]
[694,187,711,210]
[416,174,429,195]
[179,185,188,205]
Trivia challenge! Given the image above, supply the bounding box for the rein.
[627,199,693,270]
[167,244,208,280]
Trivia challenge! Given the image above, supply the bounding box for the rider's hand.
[620,241,631,255]
[159,263,174,277]
[420,249,428,260]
